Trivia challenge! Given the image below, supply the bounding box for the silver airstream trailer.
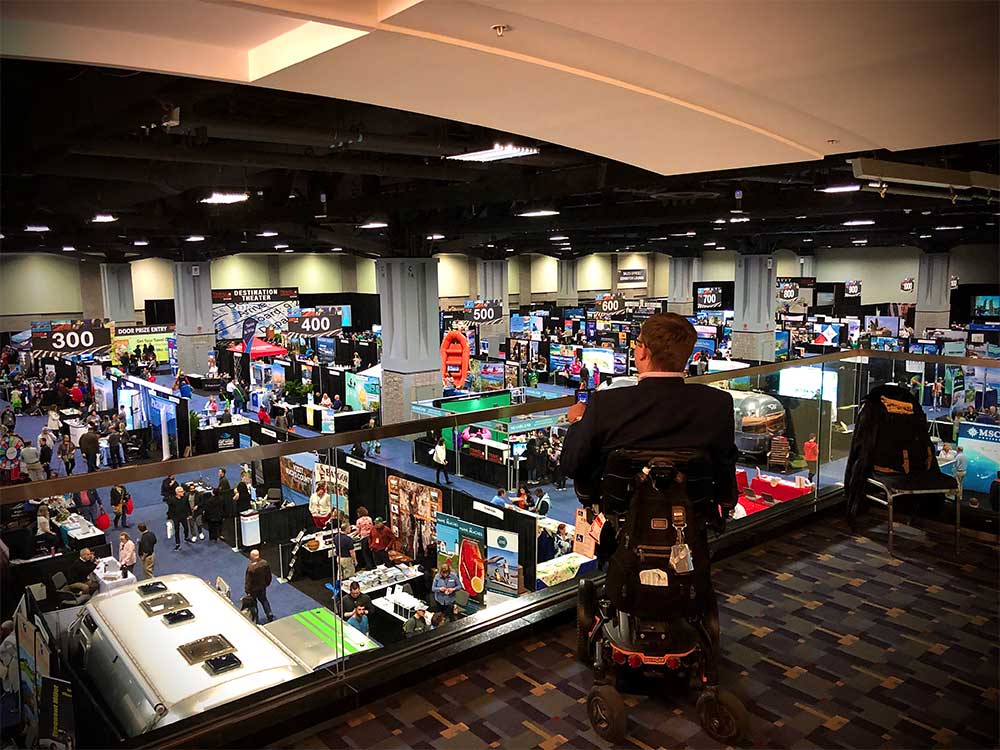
[67,574,308,737]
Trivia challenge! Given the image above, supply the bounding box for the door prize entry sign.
[463,299,503,324]
[31,320,111,354]
[286,307,343,336]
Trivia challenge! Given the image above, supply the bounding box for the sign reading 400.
[286,307,343,336]
[31,321,111,353]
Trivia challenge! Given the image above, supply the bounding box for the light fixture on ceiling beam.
[803,238,813,242]
[359,219,388,229]
[200,191,249,205]
[133,240,149,246]
[817,184,860,193]
[729,217,750,223]
[275,244,289,249]
[426,234,445,241]
[851,239,868,245]
[25,224,50,232]
[919,234,932,239]
[670,231,696,237]
[550,235,569,241]
[256,230,278,237]
[703,242,716,247]
[934,225,963,230]
[712,218,726,224]
[517,208,559,218]
[842,219,875,226]
[330,247,342,252]
[447,143,540,162]
[185,235,205,242]
[795,215,807,219]
[91,213,118,223]
[62,245,76,252]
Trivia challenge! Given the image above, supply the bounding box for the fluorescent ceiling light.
[199,191,248,205]
[803,238,813,242]
[274,244,289,249]
[426,234,445,241]
[716,246,727,250]
[921,210,932,215]
[284,248,294,253]
[91,213,117,223]
[550,235,569,241]
[730,209,744,214]
[185,235,205,242]
[818,184,860,193]
[505,248,514,252]
[330,247,343,252]
[314,214,327,219]
[670,232,696,237]
[133,240,149,246]
[25,224,50,232]
[795,215,807,219]
[256,231,278,237]
[919,234,932,239]
[712,218,727,224]
[62,245,76,252]
[729,217,750,223]
[447,143,540,162]
[852,239,868,245]
[703,242,716,247]
[934,225,963,231]
[486,244,495,248]
[517,209,559,217]
[842,219,875,226]
[359,221,388,229]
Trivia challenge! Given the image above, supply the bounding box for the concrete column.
[377,258,442,424]
[517,256,532,308]
[798,255,816,277]
[476,259,509,357]
[666,256,701,316]
[610,253,620,292]
[556,258,577,307]
[79,261,105,320]
[340,255,358,292]
[732,254,776,361]
[100,262,135,323]
[173,261,216,374]
[266,256,280,286]
[915,252,951,333]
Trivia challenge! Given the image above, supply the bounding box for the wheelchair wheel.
[587,685,626,744]
[576,578,596,663]
[696,688,748,744]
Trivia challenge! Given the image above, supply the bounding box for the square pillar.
[666,256,700,316]
[173,262,216,374]
[915,252,951,333]
[517,255,532,308]
[556,258,577,307]
[100,262,136,323]
[732,254,776,361]
[476,259,509,356]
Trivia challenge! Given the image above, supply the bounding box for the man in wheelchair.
[560,313,746,744]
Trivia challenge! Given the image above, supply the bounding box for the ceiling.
[1,0,998,263]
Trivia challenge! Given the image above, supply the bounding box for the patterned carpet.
[294,516,999,749]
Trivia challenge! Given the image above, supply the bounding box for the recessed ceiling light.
[200,191,249,205]
[818,184,861,193]
[842,219,875,226]
[359,221,388,229]
[934,225,963,231]
[25,224,51,232]
[447,143,540,162]
[729,217,750,223]
[851,239,868,245]
[185,235,205,242]
[517,209,559,217]
[62,245,76,252]
[133,240,149,246]
[505,248,514,252]
[274,244,289,249]
[803,238,814,242]
[550,235,569,241]
[919,234,932,239]
[670,232,696,237]
[486,244,495,248]
[426,234,445,241]
[288,193,296,199]
[712,219,727,224]
[703,242,716,247]
[91,213,117,223]
[795,215,807,219]
[256,231,278,237]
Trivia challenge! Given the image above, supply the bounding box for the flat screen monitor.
[907,341,936,355]
[972,295,1000,318]
[613,351,627,374]
[870,336,902,352]
[815,291,835,306]
[691,336,716,362]
[775,330,790,360]
[694,324,718,338]
[864,316,900,337]
[812,323,841,346]
[581,347,615,375]
[777,366,838,404]
[316,336,336,363]
[548,344,578,372]
[509,314,526,334]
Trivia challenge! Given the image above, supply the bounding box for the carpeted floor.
[294,515,999,750]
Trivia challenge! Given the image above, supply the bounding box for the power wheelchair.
[575,448,748,744]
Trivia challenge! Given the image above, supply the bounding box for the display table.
[195,416,253,453]
[291,529,360,580]
[264,607,379,669]
[94,557,136,593]
[58,513,106,551]
[368,590,431,645]
[351,563,422,598]
[302,405,374,433]
[415,436,512,488]
[749,476,812,502]
[535,552,597,590]
[187,372,224,391]
[237,504,312,547]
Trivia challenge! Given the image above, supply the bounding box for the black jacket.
[235,482,253,513]
[560,377,738,510]
[167,493,191,522]
[161,478,178,500]
[203,493,225,523]
[138,530,157,556]
[39,444,53,465]
[66,556,96,584]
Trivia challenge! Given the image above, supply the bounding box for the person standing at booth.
[954,446,968,501]
[79,426,100,473]
[235,473,254,513]
[355,506,374,569]
[309,482,333,529]
[431,562,460,611]
[368,517,397,566]
[57,434,76,476]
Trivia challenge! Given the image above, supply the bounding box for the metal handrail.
[1,350,995,505]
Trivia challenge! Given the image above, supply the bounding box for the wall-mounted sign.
[31,320,111,354]
[777,281,799,301]
[950,275,960,290]
[595,294,625,316]
[287,307,343,336]
[696,285,723,309]
[844,279,863,298]
[463,299,503,323]
[900,277,915,293]
[617,268,647,284]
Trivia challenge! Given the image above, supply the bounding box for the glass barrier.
[1,351,995,748]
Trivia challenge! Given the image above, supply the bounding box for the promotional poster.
[313,463,349,514]
[387,475,441,564]
[486,528,520,598]
[279,453,315,505]
[345,371,381,412]
[111,324,175,364]
[436,512,486,605]
[953,422,1000,493]
[211,288,299,339]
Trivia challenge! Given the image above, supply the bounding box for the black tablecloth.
[258,504,312,545]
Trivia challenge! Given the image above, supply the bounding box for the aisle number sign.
[463,299,503,323]
[31,320,111,353]
[287,307,343,336]
[595,294,625,316]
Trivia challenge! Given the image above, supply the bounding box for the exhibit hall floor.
[294,514,999,750]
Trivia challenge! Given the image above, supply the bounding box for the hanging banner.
[900,277,915,293]
[286,306,344,336]
[38,676,76,750]
[166,337,178,376]
[955,422,1000,493]
[30,320,111,356]
[595,293,625,317]
[387,475,441,563]
[241,317,258,356]
[279,454,314,505]
[211,288,299,339]
[314,463,349,514]
[695,285,723,310]
[486,528,520,598]
[844,279,863,298]
[345,371,381,412]
[617,268,647,284]
[435,512,486,605]
[463,299,503,324]
[111,324,175,364]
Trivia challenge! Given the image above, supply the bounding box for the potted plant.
[283,380,310,405]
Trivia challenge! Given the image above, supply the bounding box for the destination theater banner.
[211,287,299,340]
[30,319,111,360]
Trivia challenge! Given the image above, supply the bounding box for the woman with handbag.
[110,484,131,528]
[57,434,76,477]
[118,532,137,577]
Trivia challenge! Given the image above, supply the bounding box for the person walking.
[110,484,130,528]
[118,532,137,577]
[20,441,44,482]
[38,437,53,479]
[803,434,819,483]
[168,485,193,550]
[57,434,76,476]
[137,523,157,578]
[368,517,397,567]
[954,446,968,502]
[245,549,274,623]
[1,406,15,433]
[187,488,205,541]
[78,426,100,472]
[432,437,452,485]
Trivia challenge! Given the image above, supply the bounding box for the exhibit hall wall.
[0,254,84,330]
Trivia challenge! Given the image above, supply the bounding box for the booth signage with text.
[212,288,299,339]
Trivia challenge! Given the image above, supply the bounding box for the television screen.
[690,336,716,363]
[696,286,723,309]
[613,351,627,374]
[845,318,861,341]
[509,315,525,334]
[972,295,1000,318]
[816,291,835,306]
[316,336,336,363]
[694,324,718,338]
[864,316,900,337]
[563,308,584,319]
[777,366,838,404]
[581,347,615,375]
[775,330,790,361]
[812,323,841,346]
[870,336,902,352]
[548,344,578,372]
[479,363,505,390]
[907,341,936,355]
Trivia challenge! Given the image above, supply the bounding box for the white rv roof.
[87,574,306,709]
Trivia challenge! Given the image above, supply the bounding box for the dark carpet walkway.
[294,515,999,750]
